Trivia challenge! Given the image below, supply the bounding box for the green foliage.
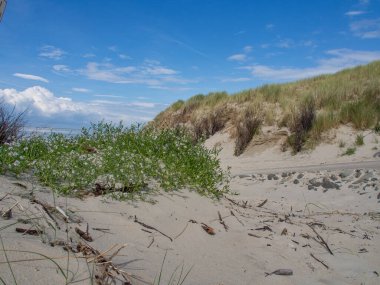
[153,61,380,154]
[342,147,356,156]
[355,134,364,146]
[170,100,185,111]
[0,122,230,199]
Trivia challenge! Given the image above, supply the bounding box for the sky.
[0,0,380,129]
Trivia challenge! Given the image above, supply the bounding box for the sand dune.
[0,127,379,284]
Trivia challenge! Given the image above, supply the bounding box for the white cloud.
[72,88,90,93]
[39,45,66,60]
[129,102,157,108]
[13,73,49,83]
[144,66,177,75]
[345,10,366,16]
[243,46,253,53]
[83,53,96,58]
[82,62,136,83]
[0,86,83,116]
[108,46,117,52]
[227,54,247,62]
[266,24,275,30]
[243,49,380,81]
[93,94,123,98]
[0,86,158,126]
[80,60,189,88]
[221,77,251,83]
[119,54,131,60]
[350,18,380,38]
[276,38,295,48]
[53,65,70,72]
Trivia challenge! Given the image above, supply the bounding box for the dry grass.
[153,61,380,154]
[0,102,25,145]
[287,98,316,153]
[233,104,262,156]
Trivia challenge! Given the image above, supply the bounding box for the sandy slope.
[0,126,379,285]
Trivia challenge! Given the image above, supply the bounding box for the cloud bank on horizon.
[0,0,379,129]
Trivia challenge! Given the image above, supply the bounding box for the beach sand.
[0,126,379,284]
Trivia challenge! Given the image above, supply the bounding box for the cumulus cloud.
[242,49,380,81]
[13,73,49,83]
[39,45,66,60]
[350,18,380,38]
[0,86,161,127]
[0,86,84,116]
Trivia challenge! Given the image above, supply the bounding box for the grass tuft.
[342,147,356,156]
[287,98,316,153]
[234,104,262,156]
[355,134,364,146]
[153,61,380,154]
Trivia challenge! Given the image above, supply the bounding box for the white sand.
[0,126,379,284]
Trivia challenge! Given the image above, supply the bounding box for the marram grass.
[153,61,380,154]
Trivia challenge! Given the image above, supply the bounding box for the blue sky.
[1,0,380,129]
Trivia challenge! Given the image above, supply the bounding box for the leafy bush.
[0,122,230,199]
[0,102,25,145]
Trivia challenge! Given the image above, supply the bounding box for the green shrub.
[355,134,364,146]
[342,147,356,156]
[0,122,230,199]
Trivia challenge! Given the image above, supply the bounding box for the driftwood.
[218,211,228,231]
[257,199,268,208]
[310,253,329,269]
[308,224,334,255]
[230,210,244,226]
[75,227,93,242]
[134,215,173,242]
[15,227,42,236]
[265,269,293,277]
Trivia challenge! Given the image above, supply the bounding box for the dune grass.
[0,122,230,199]
[153,61,380,154]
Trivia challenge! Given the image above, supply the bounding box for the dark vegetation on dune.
[153,61,380,154]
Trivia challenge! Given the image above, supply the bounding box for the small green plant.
[338,140,346,148]
[374,122,380,134]
[0,122,230,199]
[342,147,356,156]
[355,134,364,146]
[154,251,193,285]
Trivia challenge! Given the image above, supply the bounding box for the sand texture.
[0,127,380,284]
